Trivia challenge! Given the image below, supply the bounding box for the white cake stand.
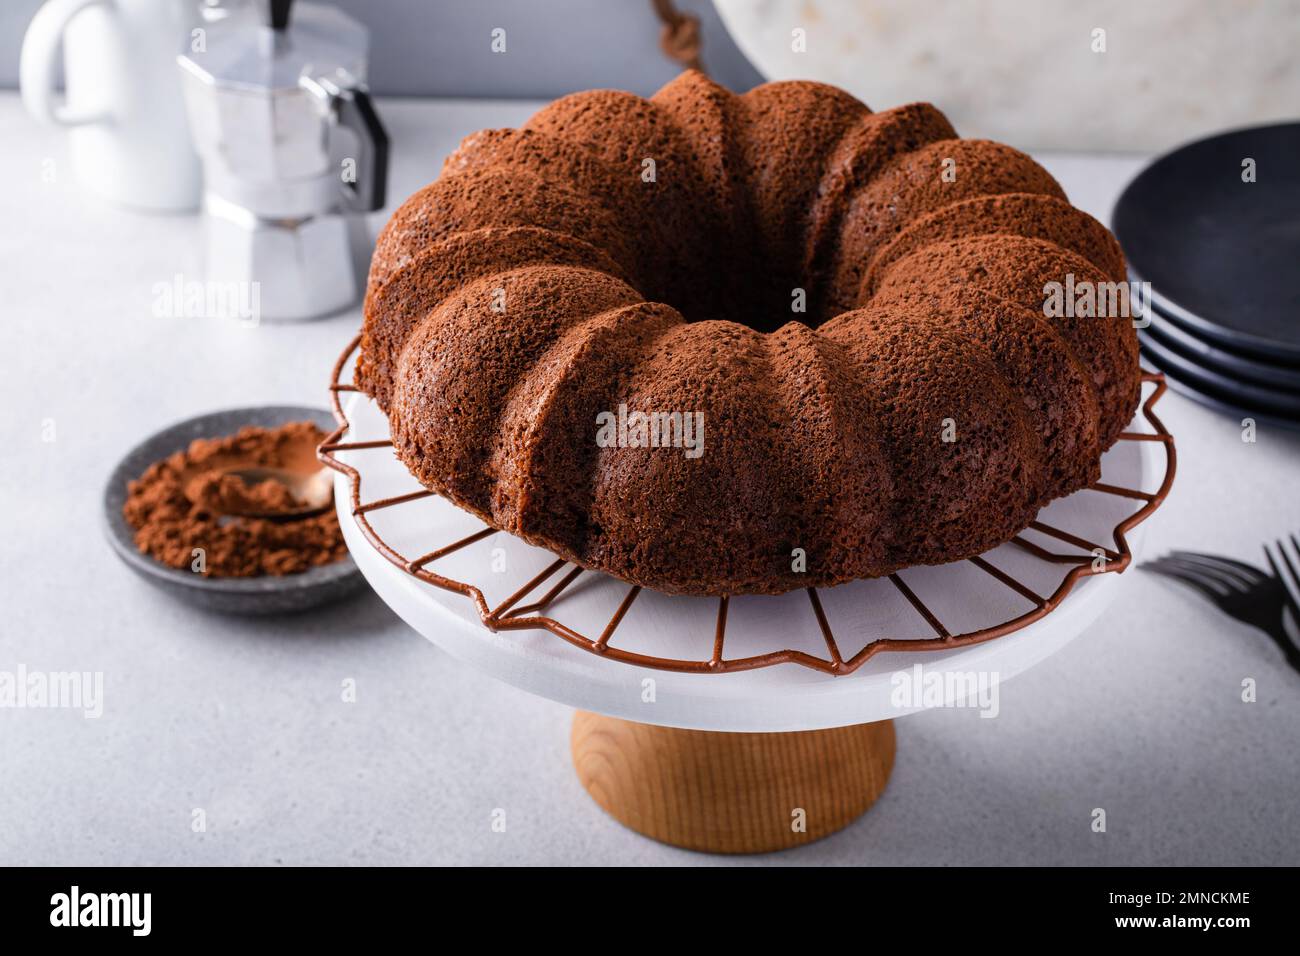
[322,342,1175,852]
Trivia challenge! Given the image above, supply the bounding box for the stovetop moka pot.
[178,0,388,321]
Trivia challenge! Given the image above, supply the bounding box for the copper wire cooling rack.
[320,335,1176,676]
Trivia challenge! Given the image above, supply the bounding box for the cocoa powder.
[123,421,348,577]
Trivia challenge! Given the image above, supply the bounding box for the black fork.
[1143,541,1300,673]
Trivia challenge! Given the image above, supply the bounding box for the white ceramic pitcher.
[20,0,203,211]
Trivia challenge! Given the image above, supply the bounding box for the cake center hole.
[665,259,824,334]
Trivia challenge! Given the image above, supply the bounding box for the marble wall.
[716,0,1300,151]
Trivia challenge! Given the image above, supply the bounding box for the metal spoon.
[217,466,334,520]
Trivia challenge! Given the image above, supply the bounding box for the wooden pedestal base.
[571,711,896,854]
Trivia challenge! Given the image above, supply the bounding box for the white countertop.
[2,93,1297,866]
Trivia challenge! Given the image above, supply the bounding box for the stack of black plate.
[1113,123,1300,430]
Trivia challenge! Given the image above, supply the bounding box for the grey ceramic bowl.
[103,405,366,615]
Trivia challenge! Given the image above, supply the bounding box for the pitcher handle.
[20,0,112,126]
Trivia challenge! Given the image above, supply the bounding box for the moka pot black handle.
[336,86,388,214]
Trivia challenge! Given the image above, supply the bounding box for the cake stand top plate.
[330,387,1164,733]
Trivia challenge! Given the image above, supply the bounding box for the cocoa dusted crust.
[356,71,1141,597]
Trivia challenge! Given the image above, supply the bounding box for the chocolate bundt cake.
[356,71,1140,597]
